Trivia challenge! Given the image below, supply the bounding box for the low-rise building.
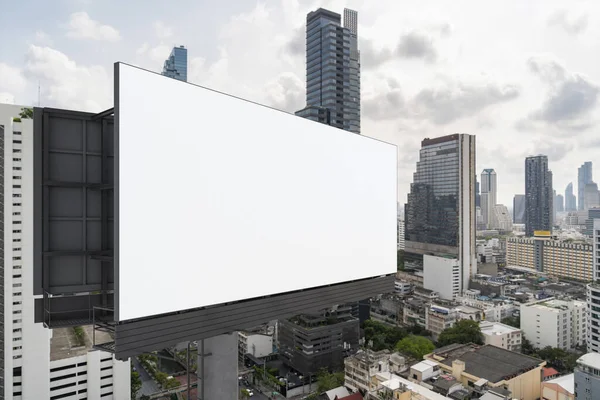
[238,331,273,362]
[370,294,403,325]
[403,298,427,328]
[344,349,406,394]
[394,280,412,295]
[409,360,441,382]
[424,343,546,400]
[479,321,522,352]
[541,373,574,400]
[520,298,586,350]
[370,372,449,400]
[426,304,457,341]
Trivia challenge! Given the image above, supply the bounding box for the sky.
[0,0,598,207]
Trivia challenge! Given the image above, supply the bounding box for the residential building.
[475,179,481,208]
[542,367,559,381]
[555,193,564,212]
[584,208,600,237]
[565,182,577,212]
[404,134,477,293]
[161,45,188,81]
[586,219,600,353]
[574,353,600,400]
[584,182,600,210]
[506,233,593,281]
[479,321,522,352]
[513,194,526,224]
[426,304,457,341]
[344,349,403,393]
[424,344,545,400]
[525,155,553,236]
[579,161,593,211]
[542,374,574,400]
[394,280,412,296]
[397,218,405,250]
[279,314,359,375]
[423,255,461,300]
[295,7,360,134]
[371,372,448,400]
[238,331,273,362]
[520,298,586,350]
[481,169,497,229]
[408,360,441,382]
[490,204,512,231]
[0,104,131,399]
[403,298,427,328]
[370,294,403,325]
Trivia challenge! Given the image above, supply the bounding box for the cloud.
[410,80,520,124]
[527,56,599,123]
[154,21,173,39]
[137,42,171,63]
[264,72,304,112]
[34,31,53,46]
[0,63,27,95]
[363,76,404,120]
[360,39,394,69]
[0,93,15,104]
[396,31,437,62]
[548,9,589,35]
[530,138,575,163]
[23,45,111,112]
[65,12,121,42]
[284,25,304,57]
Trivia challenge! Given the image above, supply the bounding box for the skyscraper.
[162,45,188,82]
[555,193,564,212]
[405,134,476,293]
[480,169,497,229]
[579,161,593,211]
[525,155,553,236]
[565,182,577,211]
[295,8,361,134]
[584,182,600,210]
[513,194,526,224]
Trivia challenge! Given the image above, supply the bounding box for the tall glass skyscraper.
[162,46,188,82]
[404,134,477,293]
[525,155,553,236]
[565,182,577,211]
[579,161,593,211]
[295,8,361,134]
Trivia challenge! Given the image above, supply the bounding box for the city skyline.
[0,0,599,206]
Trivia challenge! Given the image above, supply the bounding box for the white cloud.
[65,12,121,42]
[34,31,53,46]
[23,45,111,112]
[154,21,173,39]
[0,92,15,104]
[0,63,27,95]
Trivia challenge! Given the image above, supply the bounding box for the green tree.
[363,319,408,351]
[535,346,580,373]
[131,370,142,398]
[19,107,33,119]
[438,319,483,347]
[501,316,520,328]
[395,335,435,360]
[241,389,250,399]
[316,369,345,393]
[140,395,150,400]
[521,337,535,355]
[397,249,405,270]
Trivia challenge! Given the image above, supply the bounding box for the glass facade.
[162,46,188,82]
[298,8,360,134]
[525,155,553,236]
[405,136,460,247]
[578,161,593,211]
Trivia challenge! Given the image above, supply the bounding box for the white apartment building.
[491,204,513,232]
[344,349,392,393]
[521,298,586,350]
[0,104,130,400]
[238,331,273,361]
[479,321,522,352]
[423,255,460,300]
[586,219,600,353]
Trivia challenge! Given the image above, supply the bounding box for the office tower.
[162,45,188,82]
[491,204,512,231]
[579,161,593,211]
[475,179,480,208]
[513,194,526,224]
[574,353,600,399]
[525,155,553,236]
[584,182,600,210]
[480,169,497,229]
[565,182,577,211]
[0,104,130,399]
[587,219,600,353]
[404,134,476,293]
[295,8,361,134]
[555,193,564,212]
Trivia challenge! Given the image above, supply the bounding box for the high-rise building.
[162,45,188,82]
[513,194,526,224]
[475,179,481,208]
[565,182,577,211]
[555,193,564,212]
[574,353,600,399]
[525,155,553,236]
[480,169,497,229]
[491,204,513,231]
[295,8,360,134]
[404,134,476,293]
[584,182,600,210]
[0,104,130,399]
[587,219,600,354]
[579,162,593,211]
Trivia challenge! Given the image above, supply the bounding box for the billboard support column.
[197,333,238,399]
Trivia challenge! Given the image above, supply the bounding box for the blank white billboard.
[115,63,397,321]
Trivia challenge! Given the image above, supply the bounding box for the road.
[132,357,160,398]
[240,379,270,400]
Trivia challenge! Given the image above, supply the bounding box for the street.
[132,357,160,398]
[240,379,270,400]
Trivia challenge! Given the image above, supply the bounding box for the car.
[248,389,254,397]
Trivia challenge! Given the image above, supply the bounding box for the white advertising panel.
[116,63,397,321]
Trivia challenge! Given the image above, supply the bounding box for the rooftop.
[380,374,449,400]
[50,326,113,361]
[411,360,438,373]
[542,367,559,378]
[577,352,600,369]
[480,321,520,336]
[432,344,544,383]
[545,373,574,394]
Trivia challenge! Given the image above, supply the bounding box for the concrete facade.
[423,255,461,300]
[574,353,600,400]
[479,321,522,352]
[197,333,238,400]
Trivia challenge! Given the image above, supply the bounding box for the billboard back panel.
[116,63,397,322]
